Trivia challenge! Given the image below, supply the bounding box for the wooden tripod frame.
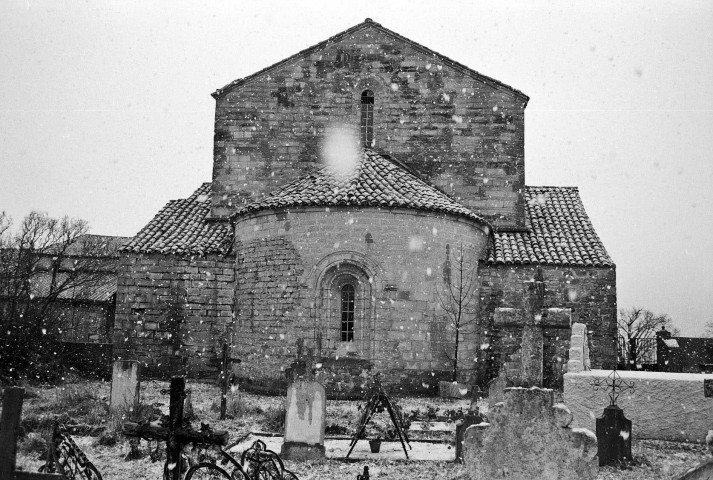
[346,376,412,459]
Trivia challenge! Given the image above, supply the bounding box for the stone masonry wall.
[233,207,489,394]
[54,302,112,343]
[212,25,526,228]
[114,253,235,376]
[478,264,617,377]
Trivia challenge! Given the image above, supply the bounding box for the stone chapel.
[115,19,617,395]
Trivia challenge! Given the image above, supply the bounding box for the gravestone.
[110,360,141,413]
[281,378,326,461]
[487,369,508,409]
[455,411,486,463]
[596,405,632,466]
[463,387,598,479]
[567,323,591,373]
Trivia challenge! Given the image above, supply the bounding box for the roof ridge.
[526,185,579,190]
[212,19,528,102]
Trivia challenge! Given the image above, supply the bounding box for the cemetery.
[3,338,713,480]
[4,264,713,479]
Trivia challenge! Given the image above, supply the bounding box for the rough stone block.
[493,307,523,326]
[567,323,590,373]
[464,387,598,479]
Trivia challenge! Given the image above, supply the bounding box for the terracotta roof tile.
[123,178,611,269]
[121,184,233,255]
[487,187,614,267]
[234,149,487,225]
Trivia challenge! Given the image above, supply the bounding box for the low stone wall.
[564,370,713,442]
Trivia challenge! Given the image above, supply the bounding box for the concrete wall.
[564,370,713,442]
[113,253,235,376]
[232,206,489,393]
[478,264,617,376]
[211,25,526,227]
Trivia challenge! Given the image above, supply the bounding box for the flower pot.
[369,439,382,453]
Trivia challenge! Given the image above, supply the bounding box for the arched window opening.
[341,284,355,341]
[360,90,374,147]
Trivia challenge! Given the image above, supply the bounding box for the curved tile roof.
[121,184,233,255]
[234,149,488,226]
[122,178,612,268]
[487,186,614,267]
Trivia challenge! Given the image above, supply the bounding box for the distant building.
[30,234,129,344]
[116,19,617,394]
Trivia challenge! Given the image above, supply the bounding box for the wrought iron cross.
[592,367,635,406]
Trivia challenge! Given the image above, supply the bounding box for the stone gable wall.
[113,253,235,376]
[233,207,489,394]
[212,26,525,227]
[478,264,617,378]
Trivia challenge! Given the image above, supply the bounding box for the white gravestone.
[109,360,141,413]
[281,379,326,461]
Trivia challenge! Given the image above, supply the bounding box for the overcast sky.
[1,1,711,334]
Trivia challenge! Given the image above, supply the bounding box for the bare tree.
[618,307,679,369]
[704,321,713,338]
[436,243,482,382]
[0,211,106,381]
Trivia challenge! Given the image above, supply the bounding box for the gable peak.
[212,19,527,103]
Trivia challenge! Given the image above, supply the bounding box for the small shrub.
[96,401,159,447]
[95,414,122,447]
[124,402,160,424]
[19,432,48,458]
[210,394,256,419]
[55,384,97,408]
[262,405,286,433]
[325,423,349,435]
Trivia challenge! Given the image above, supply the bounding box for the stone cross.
[281,378,326,461]
[493,268,572,387]
[109,359,141,413]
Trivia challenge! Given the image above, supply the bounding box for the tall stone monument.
[281,378,326,461]
[492,268,571,388]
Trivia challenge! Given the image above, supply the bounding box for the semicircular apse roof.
[234,148,488,226]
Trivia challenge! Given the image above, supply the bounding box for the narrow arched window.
[341,284,355,341]
[360,90,374,147]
